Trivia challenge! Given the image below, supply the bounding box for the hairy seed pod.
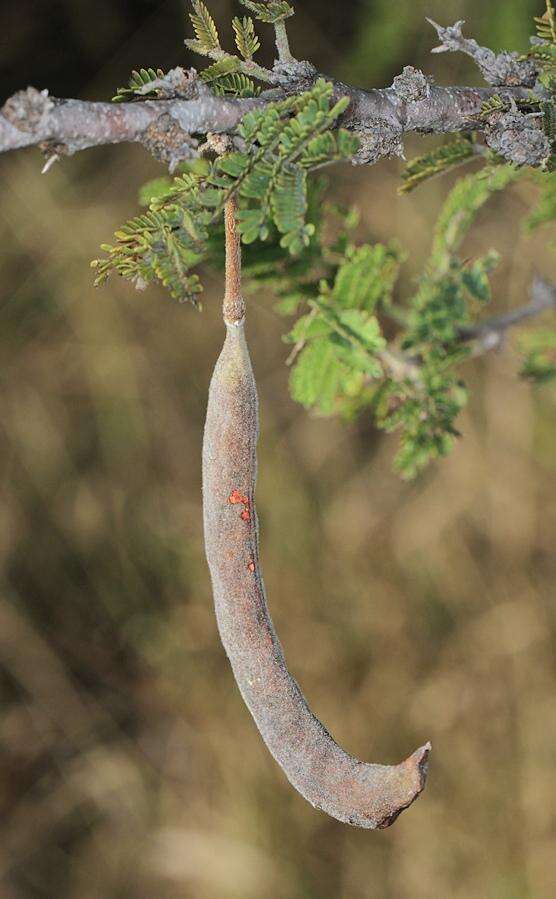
[202,318,430,829]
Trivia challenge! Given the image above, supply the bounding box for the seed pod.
[202,319,430,829]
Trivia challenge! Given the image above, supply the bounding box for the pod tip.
[376,740,432,830]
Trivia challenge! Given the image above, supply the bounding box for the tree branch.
[0,86,265,157]
[0,16,550,169]
[460,276,556,354]
[0,76,540,167]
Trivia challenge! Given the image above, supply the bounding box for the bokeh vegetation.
[0,1,555,897]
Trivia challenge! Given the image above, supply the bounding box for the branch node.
[351,120,404,166]
[142,113,199,172]
[272,59,317,89]
[392,67,433,103]
[484,111,551,166]
[200,131,234,156]
[2,87,53,133]
[136,67,202,100]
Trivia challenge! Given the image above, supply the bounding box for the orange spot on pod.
[247,561,256,573]
[241,509,251,522]
[229,489,248,505]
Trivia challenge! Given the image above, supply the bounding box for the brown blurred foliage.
[0,1,555,897]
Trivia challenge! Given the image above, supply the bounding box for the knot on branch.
[484,111,551,166]
[272,59,317,90]
[2,87,53,133]
[428,19,538,87]
[143,113,199,172]
[137,67,203,100]
[351,120,404,166]
[200,132,234,156]
[392,67,432,103]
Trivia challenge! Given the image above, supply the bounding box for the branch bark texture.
[0,79,537,163]
[0,18,550,168]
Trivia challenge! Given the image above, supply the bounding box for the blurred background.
[1,1,555,897]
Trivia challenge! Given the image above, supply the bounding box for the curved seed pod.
[202,316,431,829]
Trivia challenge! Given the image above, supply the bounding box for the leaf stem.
[274,21,293,63]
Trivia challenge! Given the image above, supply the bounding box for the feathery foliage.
[275,167,526,478]
[112,68,166,102]
[239,0,294,24]
[399,139,477,194]
[526,170,556,231]
[189,0,221,51]
[210,71,260,97]
[91,201,206,303]
[426,166,519,274]
[232,16,260,58]
[535,0,556,43]
[98,0,555,478]
[528,2,556,96]
[94,80,358,298]
[185,0,276,87]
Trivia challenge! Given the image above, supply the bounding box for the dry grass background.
[0,1,555,897]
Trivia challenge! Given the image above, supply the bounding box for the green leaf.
[92,206,207,304]
[290,339,343,414]
[112,68,165,102]
[330,309,385,377]
[210,72,260,97]
[285,311,332,342]
[216,153,251,178]
[238,208,267,243]
[518,328,556,383]
[239,0,294,25]
[461,251,500,303]
[332,244,403,311]
[429,165,519,275]
[526,170,556,231]
[271,165,308,242]
[188,0,221,51]
[400,139,477,194]
[138,177,173,206]
[232,16,260,59]
[200,57,242,83]
[535,2,556,44]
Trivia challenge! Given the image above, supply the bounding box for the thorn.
[41,153,59,174]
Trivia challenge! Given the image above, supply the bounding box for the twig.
[427,18,538,86]
[459,276,556,354]
[0,88,264,156]
[364,278,556,383]
[273,20,294,63]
